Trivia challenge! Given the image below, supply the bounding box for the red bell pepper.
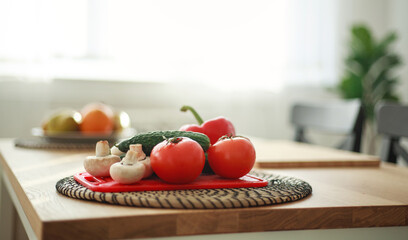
[179,105,236,144]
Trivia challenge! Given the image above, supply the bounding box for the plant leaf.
[337,24,401,121]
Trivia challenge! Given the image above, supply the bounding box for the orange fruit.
[79,103,114,135]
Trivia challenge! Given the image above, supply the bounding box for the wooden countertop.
[1,139,407,240]
[253,139,380,168]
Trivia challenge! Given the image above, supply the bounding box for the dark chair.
[377,104,408,164]
[290,100,364,152]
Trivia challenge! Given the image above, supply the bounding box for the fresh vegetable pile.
[83,106,256,185]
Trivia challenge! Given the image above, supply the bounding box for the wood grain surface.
[253,139,380,168]
[0,139,407,240]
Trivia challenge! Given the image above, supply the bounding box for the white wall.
[389,0,408,102]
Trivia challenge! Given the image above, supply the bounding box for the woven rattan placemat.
[56,171,312,209]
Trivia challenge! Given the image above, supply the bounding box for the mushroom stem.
[129,144,152,179]
[95,140,110,157]
[110,145,124,156]
[122,150,138,165]
[129,144,146,161]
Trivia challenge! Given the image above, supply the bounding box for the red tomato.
[207,136,256,179]
[150,137,205,184]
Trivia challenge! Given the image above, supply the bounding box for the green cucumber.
[115,130,211,155]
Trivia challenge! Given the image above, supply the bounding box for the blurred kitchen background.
[0,0,407,153]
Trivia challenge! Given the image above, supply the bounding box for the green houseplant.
[338,24,402,153]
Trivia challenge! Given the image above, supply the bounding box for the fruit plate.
[74,172,269,192]
[31,127,136,143]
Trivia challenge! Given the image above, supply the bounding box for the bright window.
[0,0,338,91]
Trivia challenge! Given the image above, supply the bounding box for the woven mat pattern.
[56,172,312,209]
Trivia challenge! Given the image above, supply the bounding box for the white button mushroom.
[110,145,124,156]
[129,144,153,179]
[84,140,121,177]
[110,148,146,184]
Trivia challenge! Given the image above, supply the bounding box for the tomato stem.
[180,105,204,125]
[167,137,183,144]
[218,134,234,141]
[218,134,250,142]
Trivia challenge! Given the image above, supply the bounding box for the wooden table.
[1,138,408,240]
[253,139,380,168]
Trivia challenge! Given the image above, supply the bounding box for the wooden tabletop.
[0,139,407,240]
[253,139,380,168]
